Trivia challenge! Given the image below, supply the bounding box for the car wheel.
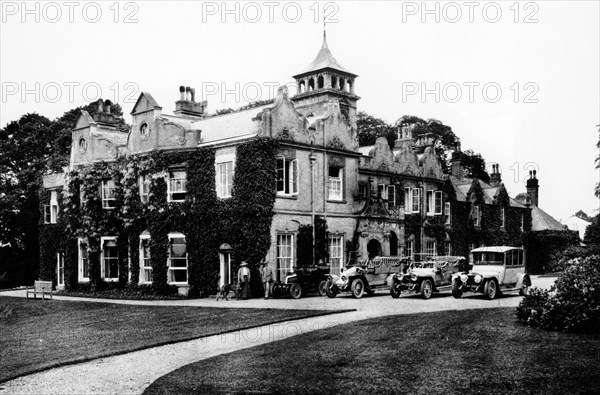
[325,281,337,298]
[420,278,433,299]
[317,280,328,297]
[452,278,462,299]
[484,279,498,300]
[390,281,401,298]
[351,278,365,299]
[290,283,303,299]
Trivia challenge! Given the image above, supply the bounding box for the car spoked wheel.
[390,282,401,298]
[484,279,498,300]
[290,283,303,299]
[325,281,338,298]
[317,280,327,297]
[452,279,462,299]
[420,279,433,299]
[351,278,365,299]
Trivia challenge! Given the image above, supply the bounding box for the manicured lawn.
[0,296,341,383]
[145,308,600,395]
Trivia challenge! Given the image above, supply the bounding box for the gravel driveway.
[0,276,554,395]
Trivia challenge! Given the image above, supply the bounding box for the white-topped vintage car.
[391,256,468,299]
[325,256,409,299]
[451,246,531,300]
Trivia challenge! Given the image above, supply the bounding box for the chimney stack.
[450,140,464,178]
[526,170,539,206]
[175,85,207,119]
[490,163,502,186]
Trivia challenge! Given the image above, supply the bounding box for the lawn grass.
[145,307,600,395]
[0,296,342,383]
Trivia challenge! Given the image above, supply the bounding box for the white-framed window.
[387,185,397,210]
[216,161,234,198]
[500,207,505,228]
[139,175,151,203]
[168,233,188,284]
[425,240,437,257]
[101,179,116,209]
[44,191,59,224]
[101,236,119,281]
[139,233,151,283]
[444,202,451,225]
[328,166,344,201]
[405,240,413,259]
[520,212,525,231]
[445,241,452,256]
[404,188,421,213]
[472,204,481,226]
[57,252,64,286]
[328,235,344,277]
[276,158,298,196]
[426,190,443,216]
[168,170,187,202]
[78,238,89,282]
[276,233,294,281]
[378,184,386,199]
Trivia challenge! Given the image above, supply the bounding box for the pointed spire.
[298,31,353,76]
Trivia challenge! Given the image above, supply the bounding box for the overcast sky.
[1,0,598,222]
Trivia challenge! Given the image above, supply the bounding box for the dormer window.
[168,170,187,202]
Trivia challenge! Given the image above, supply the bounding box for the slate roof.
[531,206,568,231]
[296,35,354,76]
[449,176,526,208]
[163,105,272,145]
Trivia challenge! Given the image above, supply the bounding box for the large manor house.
[40,34,565,295]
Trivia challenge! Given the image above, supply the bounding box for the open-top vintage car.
[271,265,330,299]
[325,256,410,299]
[391,256,468,299]
[451,246,531,300]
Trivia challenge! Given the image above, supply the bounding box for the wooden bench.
[26,280,53,300]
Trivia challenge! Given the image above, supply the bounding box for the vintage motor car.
[325,256,410,299]
[391,256,468,299]
[271,265,330,299]
[451,246,531,300]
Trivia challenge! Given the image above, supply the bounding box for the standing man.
[259,261,273,299]
[237,261,251,300]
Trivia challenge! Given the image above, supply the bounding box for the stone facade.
[40,35,534,293]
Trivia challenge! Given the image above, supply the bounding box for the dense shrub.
[517,255,600,334]
[549,245,600,272]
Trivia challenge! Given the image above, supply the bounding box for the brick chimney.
[394,124,415,149]
[526,170,539,206]
[174,85,207,119]
[489,163,502,186]
[92,99,117,127]
[450,140,464,178]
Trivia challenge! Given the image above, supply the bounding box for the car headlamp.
[460,274,468,283]
[341,276,347,281]
[474,274,482,284]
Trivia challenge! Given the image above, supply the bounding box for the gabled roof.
[131,92,162,115]
[449,176,527,208]
[531,206,568,231]
[295,34,355,77]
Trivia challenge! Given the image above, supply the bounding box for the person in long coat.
[237,261,251,300]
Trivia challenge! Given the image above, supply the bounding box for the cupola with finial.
[291,26,360,128]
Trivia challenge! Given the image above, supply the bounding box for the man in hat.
[259,261,273,299]
[237,261,251,300]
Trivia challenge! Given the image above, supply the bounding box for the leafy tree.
[0,100,128,286]
[574,210,591,221]
[461,149,490,183]
[584,215,600,247]
[357,111,397,147]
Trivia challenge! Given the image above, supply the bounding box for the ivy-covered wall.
[39,137,279,297]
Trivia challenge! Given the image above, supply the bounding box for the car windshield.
[472,252,504,265]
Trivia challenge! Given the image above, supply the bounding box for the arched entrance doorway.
[367,239,382,259]
[389,231,398,256]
